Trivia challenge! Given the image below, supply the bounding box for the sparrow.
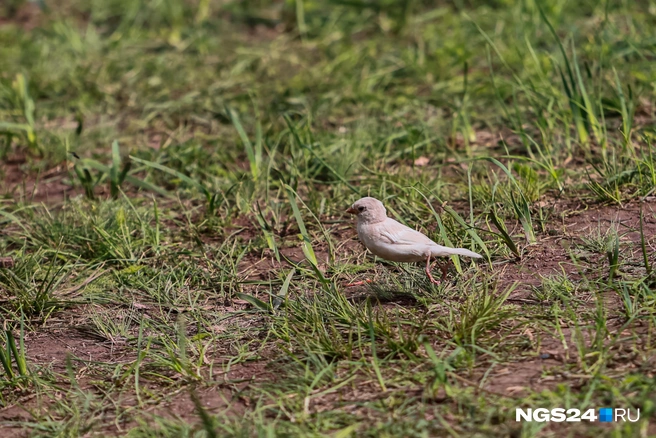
[346,197,482,284]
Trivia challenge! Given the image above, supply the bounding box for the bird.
[346,197,482,285]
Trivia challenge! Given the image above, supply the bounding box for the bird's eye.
[358,206,365,212]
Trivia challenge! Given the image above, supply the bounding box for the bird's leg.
[437,260,448,282]
[430,259,452,282]
[425,255,441,285]
[345,278,372,287]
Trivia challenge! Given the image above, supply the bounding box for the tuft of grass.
[435,279,516,351]
[0,74,38,154]
[0,248,70,317]
[0,316,29,387]
[72,142,168,201]
[480,157,536,244]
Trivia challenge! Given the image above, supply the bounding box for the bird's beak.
[346,207,357,215]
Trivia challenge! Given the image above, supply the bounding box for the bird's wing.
[377,218,436,247]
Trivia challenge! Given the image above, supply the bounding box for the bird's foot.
[426,271,442,285]
[425,259,450,285]
[345,278,372,287]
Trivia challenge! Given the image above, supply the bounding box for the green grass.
[1,0,656,436]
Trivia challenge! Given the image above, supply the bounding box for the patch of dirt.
[0,325,130,437]
[0,319,278,436]
[1,156,77,205]
[237,221,360,282]
[489,200,656,299]
[476,358,562,396]
[158,361,269,419]
[100,361,273,435]
[475,327,584,397]
[0,2,42,31]
[24,324,125,373]
[561,200,656,239]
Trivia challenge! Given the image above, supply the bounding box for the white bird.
[346,197,482,284]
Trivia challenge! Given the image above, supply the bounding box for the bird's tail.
[436,247,483,259]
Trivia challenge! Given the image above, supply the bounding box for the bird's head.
[346,197,387,224]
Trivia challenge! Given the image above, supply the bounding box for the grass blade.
[284,185,317,267]
[488,207,520,259]
[228,108,260,180]
[367,301,386,392]
[236,292,272,313]
[480,157,536,244]
[640,206,651,275]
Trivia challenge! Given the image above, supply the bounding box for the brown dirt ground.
[2,164,655,434]
[0,323,272,436]
[0,2,43,31]
[1,155,79,204]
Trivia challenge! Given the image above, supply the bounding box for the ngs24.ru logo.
[516,408,640,423]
